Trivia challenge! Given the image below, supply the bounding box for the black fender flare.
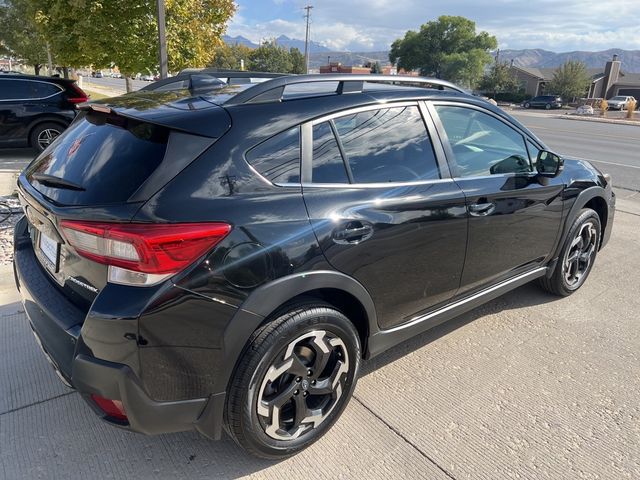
[218,271,377,391]
[551,185,608,263]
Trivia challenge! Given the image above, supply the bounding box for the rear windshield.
[26,111,169,205]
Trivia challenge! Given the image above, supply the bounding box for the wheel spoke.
[257,329,351,441]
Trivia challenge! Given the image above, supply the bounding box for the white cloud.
[228,0,640,52]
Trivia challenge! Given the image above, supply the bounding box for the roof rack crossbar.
[224,74,465,106]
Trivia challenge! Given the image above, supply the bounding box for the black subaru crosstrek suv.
[14,75,615,459]
[0,74,89,151]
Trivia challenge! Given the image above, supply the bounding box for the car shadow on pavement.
[360,282,559,376]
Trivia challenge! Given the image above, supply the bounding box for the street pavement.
[81,76,149,94]
[510,110,640,192]
[1,109,640,479]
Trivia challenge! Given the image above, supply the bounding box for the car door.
[0,79,33,146]
[429,102,564,296]
[301,102,468,330]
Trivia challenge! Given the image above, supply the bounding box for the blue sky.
[227,0,640,52]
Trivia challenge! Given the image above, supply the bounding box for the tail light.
[91,394,127,421]
[60,221,231,286]
[67,83,89,104]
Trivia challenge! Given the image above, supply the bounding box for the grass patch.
[84,89,110,100]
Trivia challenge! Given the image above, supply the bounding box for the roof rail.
[224,74,466,106]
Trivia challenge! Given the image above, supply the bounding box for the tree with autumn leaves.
[0,0,235,91]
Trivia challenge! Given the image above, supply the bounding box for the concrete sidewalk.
[1,197,639,479]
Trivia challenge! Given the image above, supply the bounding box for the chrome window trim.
[0,78,64,102]
[295,178,455,189]
[308,101,419,126]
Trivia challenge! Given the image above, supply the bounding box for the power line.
[303,5,313,74]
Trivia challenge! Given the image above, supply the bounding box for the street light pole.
[303,5,313,74]
[157,0,169,79]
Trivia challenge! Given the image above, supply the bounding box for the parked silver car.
[607,95,636,110]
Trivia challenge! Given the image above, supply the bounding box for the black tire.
[225,300,361,459]
[29,122,65,152]
[538,208,601,296]
[524,102,531,109]
[545,103,552,110]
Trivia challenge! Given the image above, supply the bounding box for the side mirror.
[536,150,563,177]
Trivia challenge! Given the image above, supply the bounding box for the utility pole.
[303,5,313,74]
[157,0,169,79]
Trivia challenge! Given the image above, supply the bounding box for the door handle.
[469,202,496,216]
[332,222,374,244]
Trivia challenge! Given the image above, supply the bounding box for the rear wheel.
[538,208,600,296]
[524,102,531,109]
[30,122,65,152]
[225,301,360,459]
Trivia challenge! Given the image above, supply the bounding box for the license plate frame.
[38,231,60,273]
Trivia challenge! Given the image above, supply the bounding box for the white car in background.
[607,95,636,110]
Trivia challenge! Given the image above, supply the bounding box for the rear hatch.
[18,90,232,311]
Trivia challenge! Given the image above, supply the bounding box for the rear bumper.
[13,215,226,439]
[72,354,225,437]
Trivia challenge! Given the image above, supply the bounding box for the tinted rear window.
[26,111,169,205]
[0,79,32,100]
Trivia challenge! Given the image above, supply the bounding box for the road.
[511,110,640,192]
[81,75,149,93]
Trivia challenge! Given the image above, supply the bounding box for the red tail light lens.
[60,221,231,285]
[68,84,89,104]
[91,394,127,421]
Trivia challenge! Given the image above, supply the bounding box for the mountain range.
[223,35,640,72]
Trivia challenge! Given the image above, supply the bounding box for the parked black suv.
[523,95,563,109]
[14,75,614,459]
[0,74,88,151]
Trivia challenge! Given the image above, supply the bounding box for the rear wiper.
[31,173,86,191]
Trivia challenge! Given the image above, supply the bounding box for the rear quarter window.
[245,127,300,184]
[26,111,169,205]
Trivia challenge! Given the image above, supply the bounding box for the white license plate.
[39,232,59,269]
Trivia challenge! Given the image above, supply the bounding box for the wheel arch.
[553,186,608,260]
[238,271,378,357]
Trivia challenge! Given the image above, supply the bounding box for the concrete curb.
[557,115,640,127]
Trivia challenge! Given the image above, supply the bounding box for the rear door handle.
[469,202,496,216]
[332,222,374,244]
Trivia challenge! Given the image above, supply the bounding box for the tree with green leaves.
[389,15,497,86]
[0,0,49,74]
[549,60,590,101]
[370,61,382,74]
[289,47,305,74]
[22,0,234,90]
[248,40,293,73]
[210,43,253,70]
[479,60,520,97]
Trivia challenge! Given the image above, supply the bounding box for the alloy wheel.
[257,330,349,441]
[37,128,61,150]
[563,221,597,288]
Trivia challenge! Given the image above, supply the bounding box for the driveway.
[1,199,639,479]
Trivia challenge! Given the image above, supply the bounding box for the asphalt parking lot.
[1,114,639,479]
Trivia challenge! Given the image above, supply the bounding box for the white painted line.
[571,157,640,170]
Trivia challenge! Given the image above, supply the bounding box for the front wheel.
[524,102,531,109]
[538,208,601,296]
[545,103,552,110]
[225,301,361,459]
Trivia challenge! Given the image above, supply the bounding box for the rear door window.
[331,106,440,183]
[0,79,32,100]
[311,122,349,183]
[26,111,169,205]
